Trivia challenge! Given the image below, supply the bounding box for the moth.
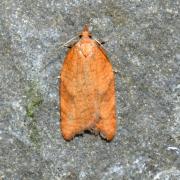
[60,25,116,141]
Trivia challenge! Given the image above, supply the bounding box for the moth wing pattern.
[60,46,79,140]
[60,26,116,141]
[92,45,116,140]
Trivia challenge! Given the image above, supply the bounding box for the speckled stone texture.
[0,0,180,179]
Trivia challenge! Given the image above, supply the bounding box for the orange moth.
[60,25,116,141]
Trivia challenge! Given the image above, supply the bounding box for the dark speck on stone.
[0,0,180,179]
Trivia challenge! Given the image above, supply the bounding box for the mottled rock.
[0,0,179,179]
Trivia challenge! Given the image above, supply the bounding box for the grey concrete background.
[0,0,180,179]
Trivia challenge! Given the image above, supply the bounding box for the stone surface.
[0,0,180,179]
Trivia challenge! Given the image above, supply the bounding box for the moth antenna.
[94,38,106,49]
[94,38,102,45]
[39,36,78,72]
[62,36,78,47]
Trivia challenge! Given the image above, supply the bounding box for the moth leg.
[113,67,119,73]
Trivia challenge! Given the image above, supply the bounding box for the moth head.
[79,24,92,38]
